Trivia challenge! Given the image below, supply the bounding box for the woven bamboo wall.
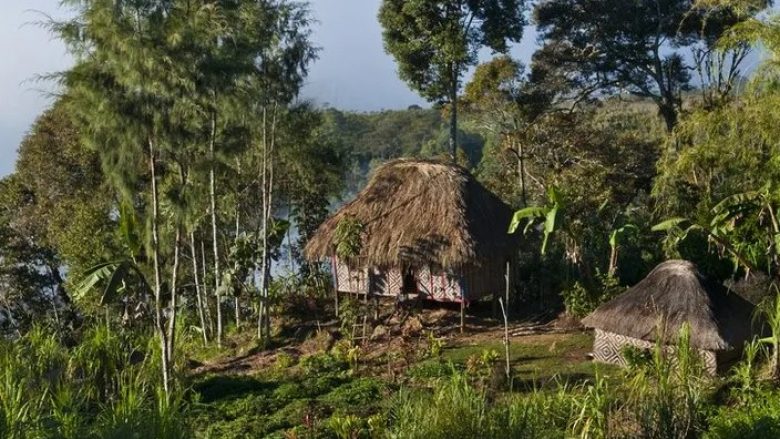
[330,257,506,303]
[592,329,718,375]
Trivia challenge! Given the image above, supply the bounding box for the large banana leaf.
[507,206,547,234]
[651,217,689,232]
[75,260,151,306]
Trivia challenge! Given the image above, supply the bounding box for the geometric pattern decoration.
[329,256,509,304]
[592,329,718,375]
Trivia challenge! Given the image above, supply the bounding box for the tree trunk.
[166,226,181,364]
[258,106,269,340]
[660,101,677,133]
[264,104,278,338]
[608,245,618,278]
[517,138,527,207]
[234,297,241,329]
[449,62,458,161]
[209,111,223,347]
[201,239,215,338]
[191,231,209,345]
[148,137,170,396]
[234,161,242,330]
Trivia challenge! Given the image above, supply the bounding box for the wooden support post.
[504,261,511,321]
[334,289,339,318]
[499,298,511,386]
[460,297,465,334]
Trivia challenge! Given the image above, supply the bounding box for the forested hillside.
[3,0,780,438]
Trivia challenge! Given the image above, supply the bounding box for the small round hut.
[582,260,758,374]
[304,158,518,304]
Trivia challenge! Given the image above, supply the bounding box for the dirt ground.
[191,301,596,380]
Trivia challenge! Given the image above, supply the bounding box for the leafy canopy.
[379,0,526,103]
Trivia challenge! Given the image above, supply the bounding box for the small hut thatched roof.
[725,272,776,305]
[582,260,757,351]
[304,158,517,270]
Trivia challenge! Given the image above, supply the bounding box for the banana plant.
[75,260,151,308]
[74,203,151,311]
[652,185,780,275]
[507,185,564,255]
[758,289,780,381]
[608,224,639,277]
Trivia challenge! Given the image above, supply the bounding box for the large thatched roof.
[304,158,518,270]
[582,260,757,351]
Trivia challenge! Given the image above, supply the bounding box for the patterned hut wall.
[331,257,368,294]
[592,329,718,375]
[424,259,506,303]
[330,257,506,302]
[331,257,404,296]
[424,266,463,302]
[368,267,403,296]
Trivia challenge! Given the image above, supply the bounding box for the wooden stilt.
[504,261,511,321]
[335,289,339,318]
[460,297,465,334]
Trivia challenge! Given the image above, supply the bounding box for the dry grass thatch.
[304,158,518,270]
[582,260,758,351]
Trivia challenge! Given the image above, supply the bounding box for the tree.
[463,55,549,205]
[379,0,526,159]
[55,0,261,394]
[532,0,765,131]
[0,99,118,333]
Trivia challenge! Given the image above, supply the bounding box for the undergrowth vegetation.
[5,314,780,438]
[0,323,188,439]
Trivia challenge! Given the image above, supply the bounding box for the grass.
[184,331,606,437]
[188,356,391,438]
[438,331,616,388]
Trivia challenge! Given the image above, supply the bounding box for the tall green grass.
[0,322,189,439]
[383,326,720,439]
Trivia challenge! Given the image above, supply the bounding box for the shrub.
[561,281,592,318]
[300,353,348,375]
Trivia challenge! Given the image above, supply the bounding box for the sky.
[0,0,538,177]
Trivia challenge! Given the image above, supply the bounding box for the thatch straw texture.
[304,158,517,270]
[582,260,757,351]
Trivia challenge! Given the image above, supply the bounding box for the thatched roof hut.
[305,158,518,302]
[725,271,776,305]
[582,260,758,373]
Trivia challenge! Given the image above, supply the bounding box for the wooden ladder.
[350,315,369,343]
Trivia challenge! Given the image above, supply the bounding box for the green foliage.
[387,372,577,438]
[626,325,711,439]
[561,282,592,319]
[426,331,444,358]
[300,353,348,375]
[0,323,188,439]
[378,0,525,104]
[332,340,363,372]
[379,0,525,157]
[333,217,364,261]
[533,0,761,130]
[337,297,363,340]
[561,272,624,318]
[572,373,612,439]
[508,185,564,255]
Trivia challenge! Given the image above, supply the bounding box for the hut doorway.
[401,267,418,299]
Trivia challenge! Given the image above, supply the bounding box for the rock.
[401,316,424,337]
[370,324,388,340]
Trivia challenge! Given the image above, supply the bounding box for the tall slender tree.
[379,0,526,159]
